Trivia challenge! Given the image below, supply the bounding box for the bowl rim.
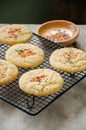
[37,20,80,44]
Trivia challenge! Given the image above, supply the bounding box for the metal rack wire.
[0,33,86,116]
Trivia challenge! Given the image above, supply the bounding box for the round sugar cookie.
[5,43,44,68]
[0,24,33,45]
[19,69,64,96]
[0,60,18,86]
[50,47,86,73]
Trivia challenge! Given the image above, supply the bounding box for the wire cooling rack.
[0,33,86,116]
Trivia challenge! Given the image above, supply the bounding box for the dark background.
[0,0,86,24]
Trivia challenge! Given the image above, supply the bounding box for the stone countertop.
[0,24,86,130]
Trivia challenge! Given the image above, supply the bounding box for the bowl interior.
[37,20,79,45]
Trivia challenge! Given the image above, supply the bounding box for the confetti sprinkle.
[8,28,21,39]
[64,48,79,64]
[30,75,46,82]
[29,75,53,91]
[45,29,71,42]
[15,49,36,58]
[0,63,8,78]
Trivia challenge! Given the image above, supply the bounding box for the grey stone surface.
[0,24,86,130]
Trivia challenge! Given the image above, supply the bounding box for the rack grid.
[0,33,86,116]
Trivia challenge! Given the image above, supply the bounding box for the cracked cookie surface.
[0,24,32,45]
[5,43,44,68]
[50,47,86,72]
[0,60,18,85]
[19,69,64,96]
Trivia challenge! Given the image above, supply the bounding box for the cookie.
[0,60,18,86]
[5,43,44,68]
[19,69,64,96]
[0,24,33,45]
[50,47,86,72]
